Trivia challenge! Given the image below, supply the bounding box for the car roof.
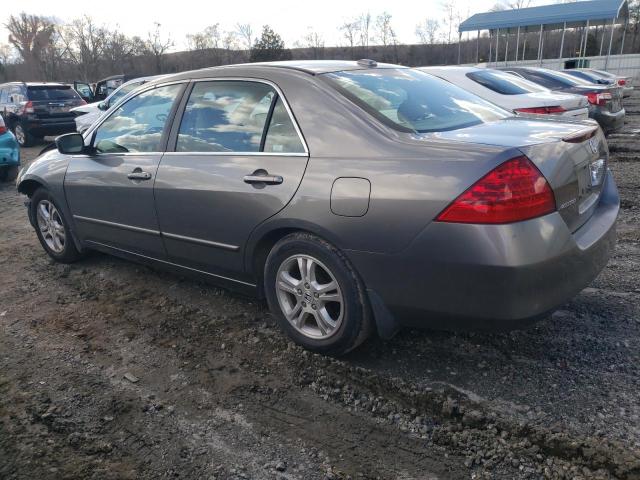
[149,60,406,85]
[0,82,70,87]
[420,66,479,73]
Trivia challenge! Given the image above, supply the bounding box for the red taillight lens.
[618,79,626,86]
[585,92,611,106]
[20,100,35,114]
[436,156,556,224]
[0,125,6,135]
[515,106,566,114]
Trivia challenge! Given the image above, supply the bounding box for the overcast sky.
[1,0,546,50]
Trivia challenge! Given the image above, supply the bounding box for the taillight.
[585,92,611,106]
[0,125,6,135]
[618,79,626,86]
[515,106,566,114]
[436,156,556,224]
[21,101,35,114]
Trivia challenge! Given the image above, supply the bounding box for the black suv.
[0,82,85,147]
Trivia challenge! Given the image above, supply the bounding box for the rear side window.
[28,86,80,101]
[263,97,305,153]
[323,69,509,133]
[94,84,182,153]
[466,70,546,95]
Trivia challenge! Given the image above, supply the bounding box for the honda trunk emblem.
[588,137,599,155]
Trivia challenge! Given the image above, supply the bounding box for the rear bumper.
[23,119,77,137]
[590,107,625,133]
[0,132,20,166]
[347,170,619,333]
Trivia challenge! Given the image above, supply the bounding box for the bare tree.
[236,23,253,59]
[441,1,460,44]
[59,16,107,81]
[415,18,440,44]
[358,13,372,53]
[146,22,173,73]
[5,13,56,79]
[299,29,325,59]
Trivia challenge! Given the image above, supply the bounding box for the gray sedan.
[17,61,619,355]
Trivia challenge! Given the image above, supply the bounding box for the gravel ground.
[1,92,639,480]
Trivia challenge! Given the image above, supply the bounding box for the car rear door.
[64,82,186,258]
[154,79,309,280]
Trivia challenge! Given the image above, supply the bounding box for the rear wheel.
[13,122,35,147]
[0,166,19,182]
[31,188,83,263]
[264,232,372,356]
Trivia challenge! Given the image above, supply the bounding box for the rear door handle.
[243,174,283,185]
[127,171,152,181]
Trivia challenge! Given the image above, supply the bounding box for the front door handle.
[243,173,283,185]
[127,170,152,181]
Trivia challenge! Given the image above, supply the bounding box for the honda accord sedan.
[17,60,619,355]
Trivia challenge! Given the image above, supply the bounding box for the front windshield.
[322,69,510,134]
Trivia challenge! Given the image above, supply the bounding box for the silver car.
[17,61,619,355]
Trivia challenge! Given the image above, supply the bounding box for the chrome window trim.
[162,231,239,251]
[162,151,307,157]
[177,77,309,156]
[85,240,256,288]
[74,215,160,236]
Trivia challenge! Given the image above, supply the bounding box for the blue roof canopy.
[459,0,628,32]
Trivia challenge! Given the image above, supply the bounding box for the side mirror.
[55,133,85,154]
[98,101,108,111]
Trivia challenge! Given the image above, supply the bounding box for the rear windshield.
[28,86,80,101]
[322,69,510,133]
[563,70,602,83]
[466,69,546,95]
[534,70,590,87]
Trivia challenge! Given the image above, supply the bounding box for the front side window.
[108,81,144,107]
[94,83,181,154]
[177,81,275,153]
[323,69,509,134]
[466,70,546,95]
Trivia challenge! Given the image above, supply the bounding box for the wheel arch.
[245,220,344,297]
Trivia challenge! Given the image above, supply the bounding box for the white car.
[419,66,589,120]
[71,76,162,133]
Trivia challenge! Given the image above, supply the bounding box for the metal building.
[458,0,629,70]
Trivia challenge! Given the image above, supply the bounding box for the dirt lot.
[1,93,639,480]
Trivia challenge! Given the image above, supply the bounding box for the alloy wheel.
[275,254,344,339]
[36,200,66,254]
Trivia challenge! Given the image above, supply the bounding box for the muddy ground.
[1,92,639,480]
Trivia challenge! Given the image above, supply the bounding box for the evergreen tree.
[250,25,291,62]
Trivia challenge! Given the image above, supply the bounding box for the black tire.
[264,232,372,356]
[13,122,35,147]
[30,188,83,263]
[3,165,19,182]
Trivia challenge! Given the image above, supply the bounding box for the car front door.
[64,82,185,258]
[154,79,309,281]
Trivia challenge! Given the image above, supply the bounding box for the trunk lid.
[426,117,607,232]
[27,86,84,119]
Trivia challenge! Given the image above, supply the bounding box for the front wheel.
[264,232,372,356]
[31,188,83,263]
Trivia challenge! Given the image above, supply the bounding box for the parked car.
[562,69,616,86]
[419,66,589,119]
[0,115,19,181]
[585,69,634,98]
[500,67,625,133]
[72,76,162,133]
[91,74,140,102]
[0,82,86,147]
[17,61,618,355]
